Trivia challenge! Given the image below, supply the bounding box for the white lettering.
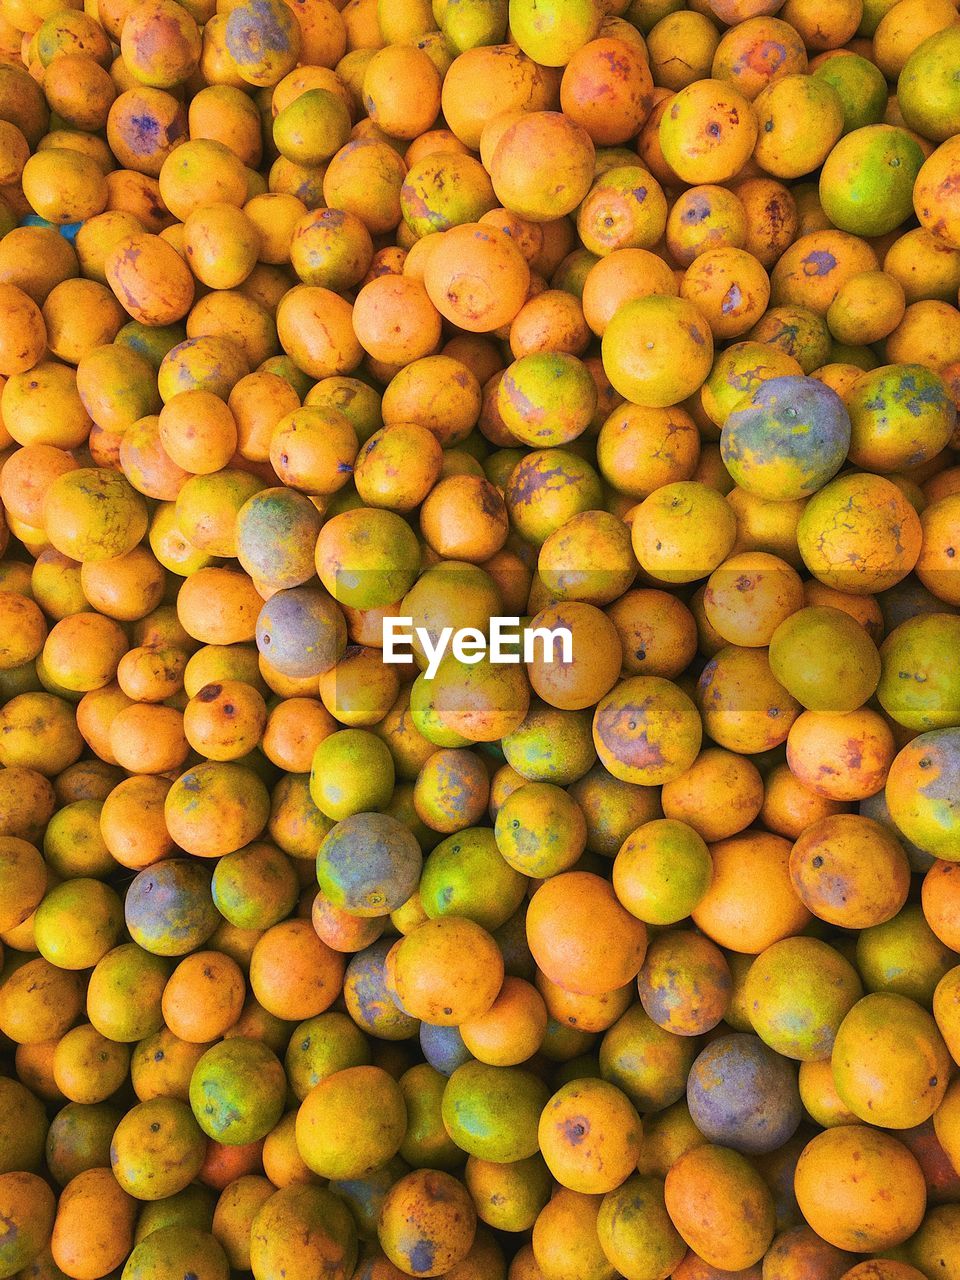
[382,617,414,664]
[525,625,573,664]
[489,616,520,663]
[421,626,454,680]
[452,627,486,663]
[381,618,575,677]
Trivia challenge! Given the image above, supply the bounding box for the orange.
[322,137,407,236]
[489,111,595,222]
[0,955,86,1047]
[420,475,508,562]
[317,809,421,917]
[493,781,587,879]
[769,605,881,713]
[561,35,653,143]
[176,568,263,646]
[423,223,530,333]
[464,1155,551,1235]
[0,691,85,777]
[747,935,863,1063]
[593,674,702,786]
[828,271,906,346]
[100,775,174,869]
[105,232,195,326]
[668,185,748,269]
[382,354,482,446]
[884,228,960,306]
[604,589,697,682]
[537,970,633,1037]
[230,373,302,466]
[3,361,93,451]
[107,87,187,176]
[877,613,960,733]
[526,871,647,997]
[631,482,736,584]
[638,929,732,1036]
[110,1096,207,1200]
[603,295,714,408]
[582,248,678,337]
[389,915,504,1025]
[275,286,362,380]
[289,208,371,290]
[538,1078,642,1195]
[189,1037,286,1148]
[403,154,497,243]
[789,813,911,929]
[614,818,713,926]
[923,860,960,951]
[702,551,803,648]
[120,0,200,87]
[532,1187,614,1280]
[786,707,896,802]
[51,1167,137,1279]
[297,1066,406,1179]
[0,768,55,844]
[578,165,667,257]
[681,247,771,340]
[917,495,960,607]
[736,176,800,269]
[222,0,299,86]
[538,508,637,606]
[183,681,267,762]
[753,74,844,180]
[363,44,441,139]
[0,282,46,376]
[597,1174,686,1279]
[646,12,719,90]
[597,403,700,500]
[249,918,344,1021]
[270,405,358,495]
[428,653,530,744]
[713,13,807,94]
[840,1264,927,1280]
[696,645,800,755]
[50,1024,128,1105]
[0,1172,56,1275]
[249,1185,356,1280]
[0,836,45,933]
[664,1144,775,1272]
[213,1177,274,1270]
[440,45,558,152]
[161,950,246,1043]
[21,149,109,225]
[798,472,922,595]
[498,351,597,447]
[794,1127,926,1253]
[832,991,950,1128]
[660,748,764,843]
[353,274,442,366]
[659,79,758,184]
[525,602,621,711]
[34,878,123,971]
[164,761,269,858]
[458,977,547,1067]
[378,1170,476,1278]
[0,226,75,306]
[156,336,250,405]
[694,830,810,953]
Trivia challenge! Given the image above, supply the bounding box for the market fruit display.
[1,0,960,1278]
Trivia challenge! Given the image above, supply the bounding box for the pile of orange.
[1,0,960,1276]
